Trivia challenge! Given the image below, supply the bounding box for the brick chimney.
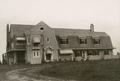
[90,24,94,32]
[6,24,10,51]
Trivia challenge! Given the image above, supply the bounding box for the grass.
[1,60,120,81]
[37,60,120,81]
[0,64,41,80]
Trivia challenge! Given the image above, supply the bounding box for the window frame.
[33,51,40,58]
[79,38,87,44]
[59,37,68,44]
[104,50,109,55]
[33,43,39,47]
[93,38,100,44]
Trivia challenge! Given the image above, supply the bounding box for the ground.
[0,60,120,81]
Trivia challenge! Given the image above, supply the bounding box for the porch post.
[13,52,17,64]
[84,51,88,61]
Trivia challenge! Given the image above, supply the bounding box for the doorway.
[46,53,52,61]
[17,51,25,64]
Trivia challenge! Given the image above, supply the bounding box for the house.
[6,21,114,64]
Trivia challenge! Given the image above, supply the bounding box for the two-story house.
[6,21,114,64]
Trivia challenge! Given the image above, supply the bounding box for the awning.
[60,49,74,54]
[33,37,40,43]
[16,37,25,41]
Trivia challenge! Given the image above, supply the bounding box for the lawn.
[0,64,41,81]
[1,60,120,81]
[36,60,120,81]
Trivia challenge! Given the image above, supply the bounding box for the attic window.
[40,27,44,30]
[59,37,68,44]
[93,38,100,44]
[80,38,87,44]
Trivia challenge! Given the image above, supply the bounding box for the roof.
[8,22,113,49]
[10,24,35,36]
[53,28,108,37]
[10,21,108,37]
[53,28,113,49]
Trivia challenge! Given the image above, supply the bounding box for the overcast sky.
[0,0,120,60]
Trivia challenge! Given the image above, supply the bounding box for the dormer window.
[59,37,68,44]
[80,37,87,44]
[93,38,100,44]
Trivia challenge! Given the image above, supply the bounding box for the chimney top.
[90,24,94,32]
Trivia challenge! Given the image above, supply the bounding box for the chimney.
[90,24,94,32]
[6,24,9,51]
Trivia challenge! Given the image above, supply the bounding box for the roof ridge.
[10,24,35,26]
[53,28,90,30]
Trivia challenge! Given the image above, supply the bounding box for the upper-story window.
[33,43,39,47]
[59,37,68,44]
[46,37,50,43]
[80,38,87,44]
[16,41,25,45]
[93,38,100,44]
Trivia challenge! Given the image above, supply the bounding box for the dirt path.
[5,65,76,81]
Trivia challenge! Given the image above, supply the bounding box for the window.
[93,38,100,44]
[33,51,40,58]
[47,37,50,43]
[74,50,82,57]
[16,41,25,45]
[37,52,39,56]
[33,43,39,47]
[104,50,109,55]
[59,37,68,44]
[34,52,36,56]
[80,38,87,44]
[88,50,99,55]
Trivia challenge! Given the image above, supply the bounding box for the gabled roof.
[36,21,49,27]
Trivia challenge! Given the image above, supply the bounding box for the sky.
[0,0,120,61]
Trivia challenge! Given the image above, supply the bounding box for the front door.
[17,51,25,64]
[46,53,52,61]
